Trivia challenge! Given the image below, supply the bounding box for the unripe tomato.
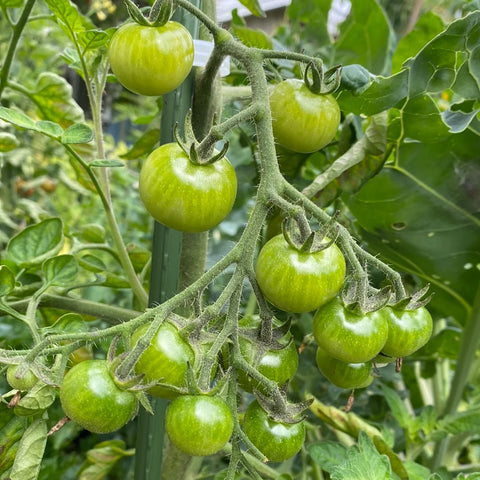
[237,316,298,392]
[313,299,389,363]
[108,22,194,96]
[269,79,340,153]
[381,306,433,358]
[165,395,234,456]
[243,400,305,462]
[255,234,346,313]
[139,143,237,233]
[315,346,373,389]
[130,320,194,398]
[6,365,37,391]
[59,360,138,434]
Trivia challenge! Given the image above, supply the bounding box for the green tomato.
[243,400,305,462]
[139,143,237,233]
[130,321,194,398]
[313,299,389,363]
[315,346,373,389]
[6,365,37,391]
[108,22,194,96]
[255,234,346,313]
[381,306,433,358]
[59,360,138,434]
[165,395,234,456]
[237,316,298,392]
[269,79,341,153]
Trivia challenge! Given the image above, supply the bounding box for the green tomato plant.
[0,0,479,479]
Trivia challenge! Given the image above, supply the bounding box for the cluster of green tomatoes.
[6,15,433,465]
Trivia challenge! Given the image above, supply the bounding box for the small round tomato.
[313,299,388,363]
[130,320,194,398]
[255,234,345,313]
[139,143,237,233]
[269,79,340,153]
[108,22,194,96]
[6,365,37,391]
[243,400,305,462]
[237,316,298,393]
[59,360,138,434]
[381,306,433,358]
[315,347,373,389]
[165,395,234,456]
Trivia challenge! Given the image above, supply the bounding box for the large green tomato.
[313,299,389,363]
[269,79,341,153]
[243,400,305,462]
[255,234,346,313]
[59,360,138,434]
[315,346,373,389]
[381,306,433,358]
[237,316,298,392]
[139,143,237,233]
[108,22,194,96]
[130,320,194,398]
[165,395,234,456]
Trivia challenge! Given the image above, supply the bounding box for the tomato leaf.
[119,129,160,160]
[238,0,266,18]
[7,218,64,268]
[0,132,20,152]
[334,0,393,75]
[0,410,26,475]
[347,130,480,322]
[308,441,348,472]
[330,431,393,480]
[89,159,124,168]
[9,418,47,480]
[14,384,57,417]
[43,254,79,286]
[0,0,24,7]
[230,10,272,49]
[78,440,134,480]
[0,265,16,297]
[61,123,94,144]
[44,0,91,42]
[77,29,109,50]
[437,406,480,436]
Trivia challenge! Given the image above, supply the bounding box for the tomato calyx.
[303,61,342,95]
[123,0,174,27]
[282,212,339,254]
[253,387,313,425]
[390,283,433,311]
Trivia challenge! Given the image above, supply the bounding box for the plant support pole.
[133,3,200,480]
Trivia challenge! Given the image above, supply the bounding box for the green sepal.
[149,0,174,26]
[122,0,150,26]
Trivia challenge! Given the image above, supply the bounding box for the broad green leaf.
[0,107,37,130]
[403,461,433,480]
[338,70,409,116]
[334,0,393,75]
[43,312,86,335]
[409,11,480,100]
[119,128,160,160]
[0,132,19,152]
[61,123,94,144]
[400,94,450,143]
[286,0,332,52]
[380,385,413,430]
[43,254,78,286]
[347,130,480,322]
[230,11,272,49]
[7,218,64,267]
[35,120,64,138]
[308,441,348,473]
[442,103,480,134]
[77,254,107,273]
[0,265,15,297]
[238,0,265,18]
[78,440,134,480]
[438,406,480,435]
[392,12,444,74]
[330,432,393,480]
[14,383,56,416]
[0,413,25,475]
[339,64,373,95]
[44,0,87,42]
[77,29,109,50]
[32,73,84,127]
[9,418,47,480]
[78,223,106,243]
